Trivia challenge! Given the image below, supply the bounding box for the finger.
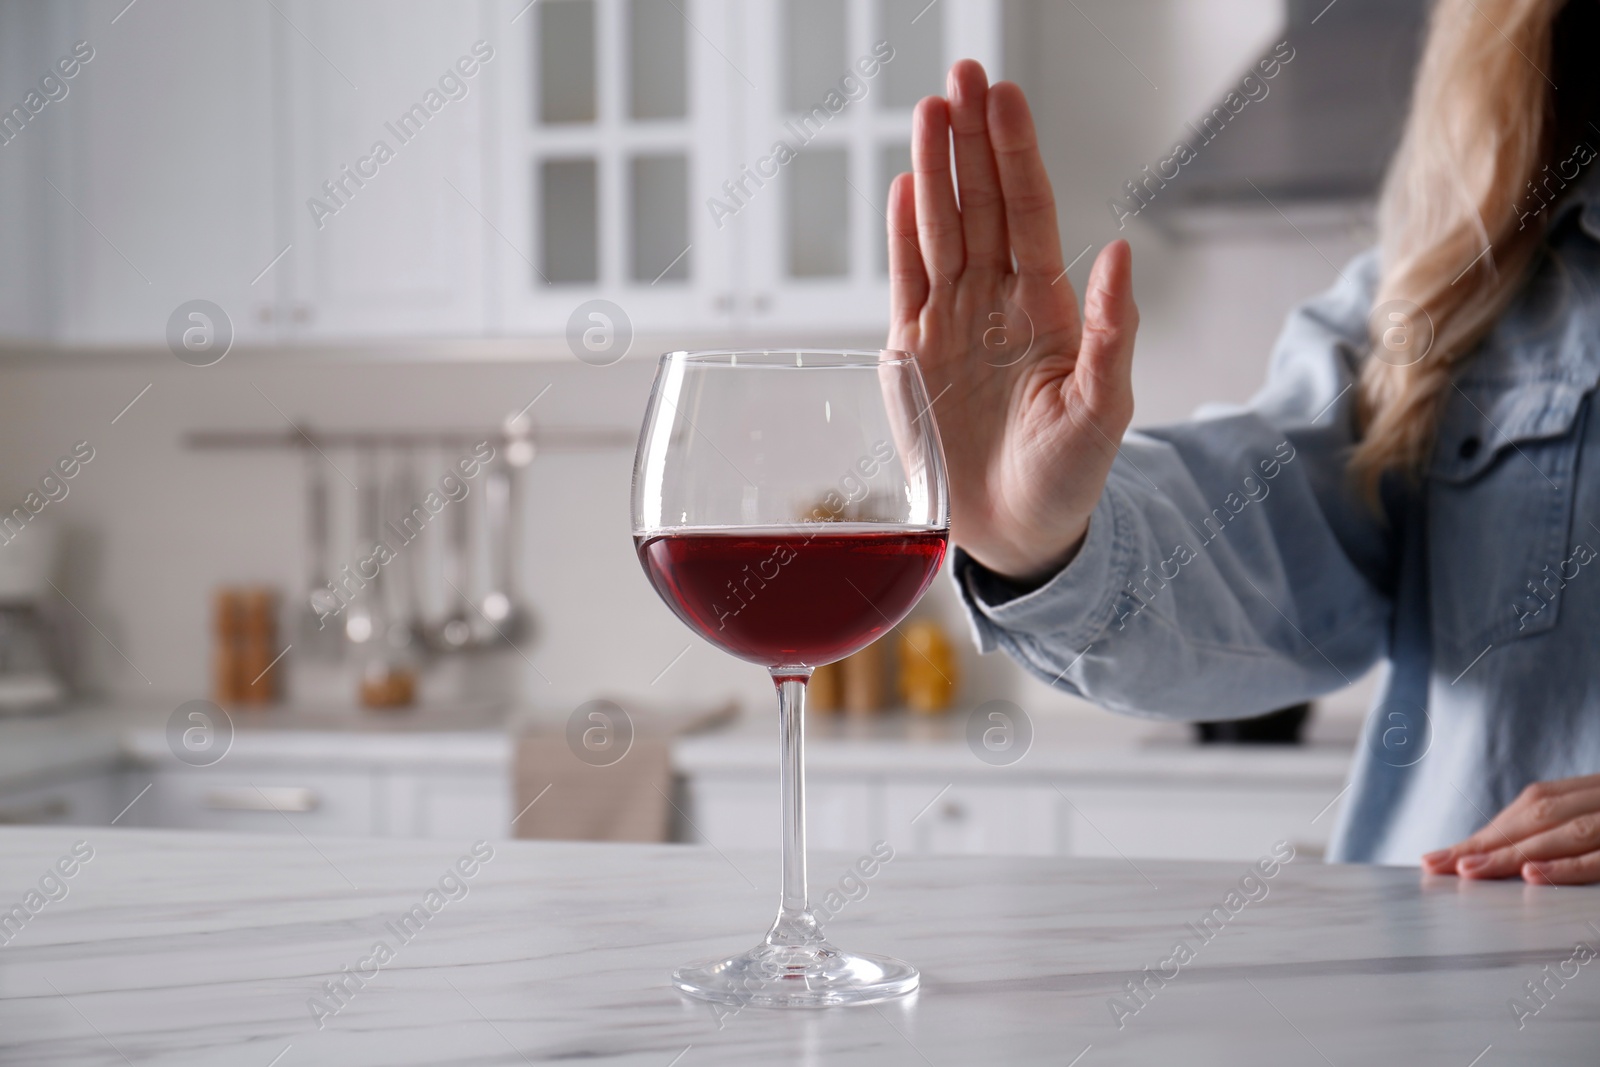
[1525,849,1600,885]
[887,172,929,324]
[1438,786,1586,862]
[1475,811,1600,875]
[1460,812,1600,878]
[912,95,964,284]
[1072,241,1137,421]
[1438,782,1600,863]
[1419,850,1458,874]
[946,60,1008,272]
[987,81,1063,279]
[1532,772,1600,795]
[1457,843,1537,879]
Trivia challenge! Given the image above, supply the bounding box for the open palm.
[887,61,1139,584]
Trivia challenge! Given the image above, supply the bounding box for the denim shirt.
[954,184,1600,865]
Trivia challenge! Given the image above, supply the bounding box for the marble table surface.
[2,827,1597,1066]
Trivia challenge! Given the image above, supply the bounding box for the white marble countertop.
[0,826,1593,1065]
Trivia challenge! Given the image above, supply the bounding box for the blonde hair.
[1352,0,1585,495]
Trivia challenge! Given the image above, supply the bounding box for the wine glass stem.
[771,668,815,939]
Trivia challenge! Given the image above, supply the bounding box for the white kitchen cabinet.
[3,0,489,346]
[1060,784,1343,863]
[0,738,512,840]
[105,717,515,839]
[682,773,880,852]
[5,0,999,346]
[38,0,281,347]
[146,766,379,837]
[492,0,1001,338]
[383,769,512,839]
[278,0,491,339]
[730,0,1001,333]
[677,705,1355,863]
[884,780,1062,857]
[687,772,1343,862]
[0,2,70,341]
[138,762,511,839]
[0,770,122,828]
[492,0,732,336]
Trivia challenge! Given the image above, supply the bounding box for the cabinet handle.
[0,798,70,824]
[1289,841,1325,861]
[205,787,320,813]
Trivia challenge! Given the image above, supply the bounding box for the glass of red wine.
[633,349,949,1007]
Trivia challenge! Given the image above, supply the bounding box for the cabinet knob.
[939,800,967,822]
[713,293,734,313]
[291,304,313,324]
[257,306,275,324]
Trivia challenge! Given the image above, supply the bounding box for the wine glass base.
[673,939,919,1008]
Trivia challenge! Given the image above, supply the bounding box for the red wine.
[636,525,948,668]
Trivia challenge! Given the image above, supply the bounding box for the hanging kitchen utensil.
[384,448,430,660]
[351,449,415,709]
[502,438,537,646]
[344,450,381,650]
[298,446,345,659]
[473,452,532,648]
[430,450,475,653]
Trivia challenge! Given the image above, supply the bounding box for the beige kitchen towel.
[512,697,738,842]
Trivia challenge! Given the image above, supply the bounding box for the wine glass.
[632,349,949,1008]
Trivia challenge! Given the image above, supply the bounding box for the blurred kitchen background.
[0,0,1419,861]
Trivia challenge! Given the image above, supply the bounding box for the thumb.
[1074,240,1138,421]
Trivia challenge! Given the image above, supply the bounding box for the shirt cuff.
[951,481,1133,655]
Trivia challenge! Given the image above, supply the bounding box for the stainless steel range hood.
[1149,0,1427,221]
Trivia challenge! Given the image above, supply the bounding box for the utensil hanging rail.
[183,427,637,451]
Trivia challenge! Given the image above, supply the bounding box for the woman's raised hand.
[888,61,1139,585]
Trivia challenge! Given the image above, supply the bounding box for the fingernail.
[1422,849,1450,866]
[1458,855,1487,872]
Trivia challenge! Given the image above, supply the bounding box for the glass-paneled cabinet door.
[493,0,736,338]
[727,0,1000,334]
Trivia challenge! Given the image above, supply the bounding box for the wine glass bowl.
[632,349,949,1007]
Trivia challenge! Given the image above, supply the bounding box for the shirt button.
[1458,436,1482,460]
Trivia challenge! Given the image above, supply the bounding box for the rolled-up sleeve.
[954,250,1396,721]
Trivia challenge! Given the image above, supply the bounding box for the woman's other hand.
[1422,774,1600,884]
[888,60,1139,586]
